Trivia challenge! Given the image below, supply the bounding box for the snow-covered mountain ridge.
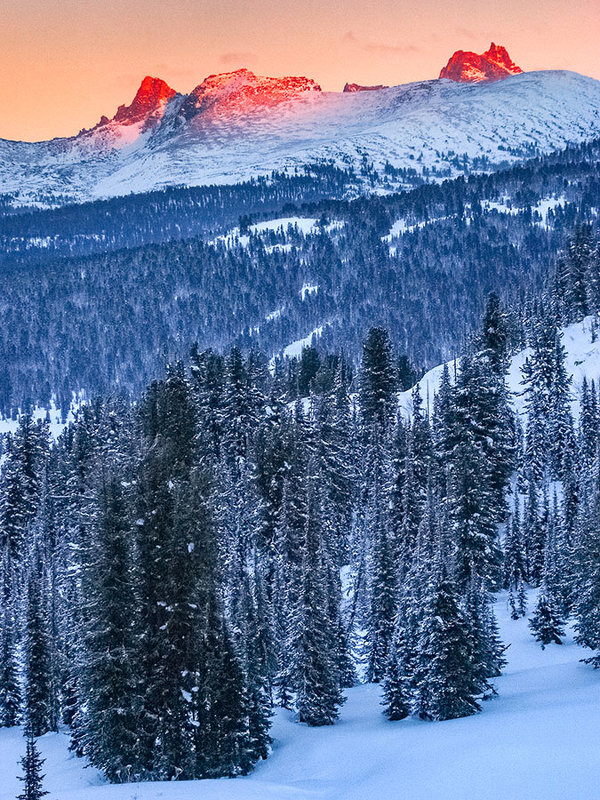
[2,68,600,207]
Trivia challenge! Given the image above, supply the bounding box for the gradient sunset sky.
[3,0,599,142]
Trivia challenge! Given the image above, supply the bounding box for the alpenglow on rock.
[343,83,389,93]
[439,43,523,82]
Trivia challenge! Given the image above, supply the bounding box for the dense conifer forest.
[1,140,600,415]
[3,224,600,784]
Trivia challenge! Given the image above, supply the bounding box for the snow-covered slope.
[400,315,600,420]
[2,69,600,207]
[2,593,598,800]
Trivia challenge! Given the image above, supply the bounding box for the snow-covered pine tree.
[359,327,397,432]
[574,464,600,667]
[522,309,572,481]
[79,472,139,782]
[23,544,55,737]
[557,224,594,321]
[382,622,411,721]
[235,566,273,765]
[415,558,481,721]
[0,553,21,727]
[529,592,565,649]
[522,474,545,585]
[479,292,513,376]
[463,579,506,696]
[189,346,225,462]
[135,365,259,779]
[363,424,396,683]
[17,730,48,800]
[578,376,599,468]
[0,413,49,569]
[312,364,354,565]
[504,496,527,619]
[431,363,456,488]
[292,462,344,726]
[449,352,512,590]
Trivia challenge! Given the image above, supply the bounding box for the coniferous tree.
[135,366,260,779]
[504,497,527,619]
[363,424,396,683]
[0,414,49,569]
[522,311,572,481]
[23,545,55,738]
[558,224,594,320]
[292,464,344,726]
[574,465,600,667]
[415,560,481,721]
[17,731,48,800]
[79,473,139,782]
[0,555,21,727]
[480,292,512,376]
[359,327,397,431]
[449,353,512,590]
[529,593,565,649]
[382,626,411,721]
[463,579,506,696]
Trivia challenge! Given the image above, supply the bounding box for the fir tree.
[17,730,48,800]
[79,473,139,782]
[415,561,481,721]
[480,292,512,375]
[573,466,600,666]
[529,593,565,649]
[24,546,55,738]
[504,497,527,619]
[364,425,396,683]
[292,464,344,726]
[359,327,397,431]
[382,622,411,721]
[0,555,21,727]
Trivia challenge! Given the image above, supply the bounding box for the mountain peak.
[440,43,523,83]
[182,69,321,117]
[111,76,177,126]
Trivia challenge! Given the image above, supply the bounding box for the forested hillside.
[1,140,600,415]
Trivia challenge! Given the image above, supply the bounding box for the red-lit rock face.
[343,83,388,93]
[440,43,523,82]
[112,76,176,126]
[182,69,321,117]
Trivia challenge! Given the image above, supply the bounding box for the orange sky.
[2,0,599,142]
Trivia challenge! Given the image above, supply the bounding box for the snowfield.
[2,593,598,800]
[400,315,600,422]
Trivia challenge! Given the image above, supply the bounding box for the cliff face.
[440,43,523,82]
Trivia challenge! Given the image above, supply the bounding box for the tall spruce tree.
[415,559,481,721]
[529,593,565,649]
[504,497,527,619]
[23,545,55,738]
[359,327,397,431]
[79,472,139,782]
[291,463,344,726]
[0,554,21,727]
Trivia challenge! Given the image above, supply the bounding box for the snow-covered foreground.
[2,594,599,800]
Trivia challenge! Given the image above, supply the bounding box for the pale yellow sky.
[2,0,599,141]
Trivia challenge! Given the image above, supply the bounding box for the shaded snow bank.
[1,593,599,800]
